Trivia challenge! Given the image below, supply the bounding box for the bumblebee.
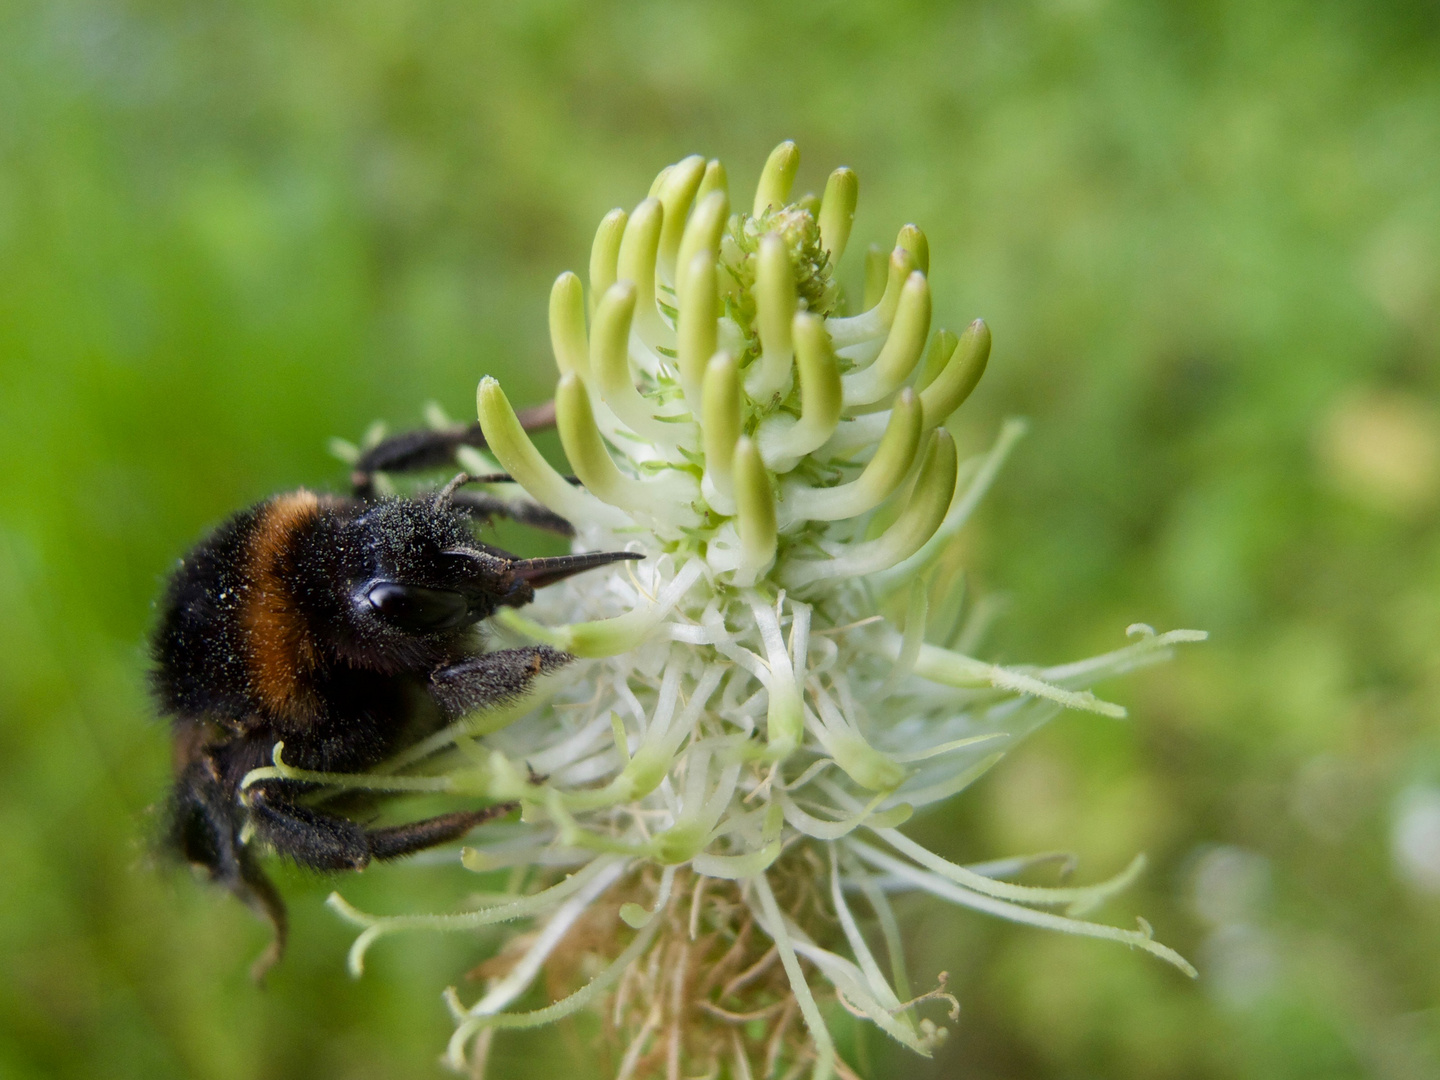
[151,408,636,976]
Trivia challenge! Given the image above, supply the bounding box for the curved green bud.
[753,140,799,216]
[895,223,929,276]
[588,208,627,316]
[785,430,958,586]
[590,281,675,442]
[869,416,1026,593]
[676,252,717,410]
[781,388,922,525]
[828,246,917,348]
[862,244,888,310]
[656,154,706,282]
[919,318,990,429]
[757,312,842,468]
[701,351,741,515]
[817,167,858,268]
[697,158,727,202]
[691,840,783,880]
[616,197,669,345]
[555,372,693,520]
[841,271,931,406]
[827,732,905,792]
[733,436,777,576]
[649,821,711,866]
[476,377,625,527]
[548,272,588,378]
[746,233,796,402]
[676,189,729,282]
[555,370,635,505]
[915,327,958,392]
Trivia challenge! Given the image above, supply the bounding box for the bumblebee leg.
[246,785,371,870]
[350,401,555,497]
[235,854,289,982]
[364,804,517,861]
[429,646,573,719]
[447,490,575,537]
[171,764,289,980]
[246,785,516,867]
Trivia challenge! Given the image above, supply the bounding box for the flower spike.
[328,146,1203,1080]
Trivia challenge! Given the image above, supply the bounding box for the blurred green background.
[3,1,1439,1077]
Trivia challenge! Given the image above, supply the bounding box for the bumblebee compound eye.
[364,582,472,632]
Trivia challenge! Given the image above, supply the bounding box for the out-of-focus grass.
[2,2,1438,1077]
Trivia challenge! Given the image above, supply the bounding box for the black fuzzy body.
[151,486,629,976]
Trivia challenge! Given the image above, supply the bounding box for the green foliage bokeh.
[2,1,1439,1077]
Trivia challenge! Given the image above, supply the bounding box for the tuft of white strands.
[303,143,1205,1080]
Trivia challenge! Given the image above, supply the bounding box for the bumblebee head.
[340,498,640,639]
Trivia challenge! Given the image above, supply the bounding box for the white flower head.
[313,143,1204,1079]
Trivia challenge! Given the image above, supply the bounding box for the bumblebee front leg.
[245,785,516,869]
[429,646,573,719]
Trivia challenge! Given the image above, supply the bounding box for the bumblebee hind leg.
[245,783,518,869]
[233,855,289,982]
[363,805,517,860]
[171,766,289,981]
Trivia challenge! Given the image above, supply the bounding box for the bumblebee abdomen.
[152,491,326,727]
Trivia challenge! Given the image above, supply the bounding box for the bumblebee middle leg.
[447,489,574,537]
[245,785,517,870]
[350,407,575,536]
[350,401,555,497]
